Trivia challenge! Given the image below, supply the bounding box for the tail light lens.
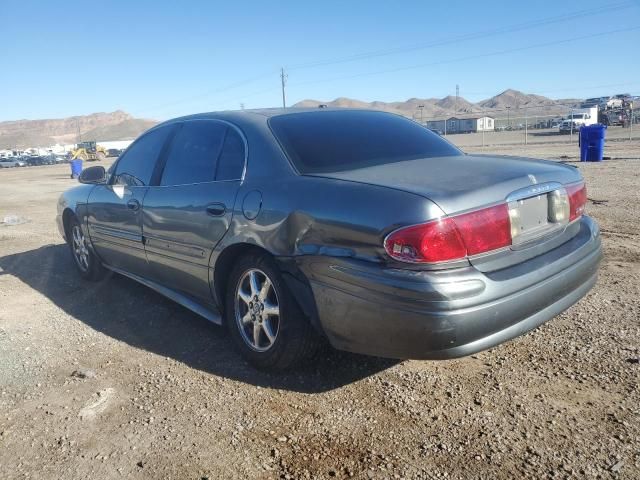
[384,218,466,263]
[384,203,511,263]
[455,203,511,255]
[385,181,587,264]
[566,182,587,221]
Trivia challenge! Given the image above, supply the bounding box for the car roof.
[153,107,391,129]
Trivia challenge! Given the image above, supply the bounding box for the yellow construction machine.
[70,141,107,161]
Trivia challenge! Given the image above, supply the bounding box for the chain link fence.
[413,102,640,150]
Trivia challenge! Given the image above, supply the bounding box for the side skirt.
[104,265,222,325]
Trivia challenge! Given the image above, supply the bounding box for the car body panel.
[310,153,582,215]
[86,184,149,274]
[299,216,601,358]
[143,181,241,301]
[55,108,602,360]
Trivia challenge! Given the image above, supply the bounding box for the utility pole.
[506,106,511,128]
[280,67,287,109]
[418,105,424,124]
[629,101,634,141]
[525,106,528,145]
[570,107,574,144]
[455,84,459,114]
[76,119,81,143]
[482,109,485,148]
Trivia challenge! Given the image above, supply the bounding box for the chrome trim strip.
[90,224,143,243]
[505,182,563,202]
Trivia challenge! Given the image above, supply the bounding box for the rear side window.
[270,110,462,174]
[215,128,245,181]
[113,125,174,186]
[161,120,227,186]
[160,120,245,185]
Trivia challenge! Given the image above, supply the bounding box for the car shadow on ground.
[0,244,398,393]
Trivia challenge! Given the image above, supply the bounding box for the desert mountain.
[293,89,582,119]
[477,89,554,109]
[0,111,157,149]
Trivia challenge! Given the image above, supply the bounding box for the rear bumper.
[297,216,602,359]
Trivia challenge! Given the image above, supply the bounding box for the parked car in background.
[0,157,27,168]
[107,148,124,158]
[25,155,55,166]
[57,109,602,370]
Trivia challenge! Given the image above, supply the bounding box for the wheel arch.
[62,208,77,241]
[212,242,323,335]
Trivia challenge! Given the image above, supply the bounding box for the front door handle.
[206,203,226,217]
[127,199,140,211]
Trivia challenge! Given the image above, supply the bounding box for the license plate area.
[508,193,563,246]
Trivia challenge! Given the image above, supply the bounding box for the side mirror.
[79,165,107,184]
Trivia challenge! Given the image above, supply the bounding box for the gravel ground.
[0,142,638,479]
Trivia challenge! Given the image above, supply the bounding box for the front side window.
[113,125,174,186]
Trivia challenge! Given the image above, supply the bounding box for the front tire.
[225,252,318,370]
[67,216,107,281]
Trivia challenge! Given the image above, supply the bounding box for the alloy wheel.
[71,224,90,272]
[235,268,280,352]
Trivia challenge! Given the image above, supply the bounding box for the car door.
[86,124,176,275]
[142,119,246,302]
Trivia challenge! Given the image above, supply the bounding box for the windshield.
[270,110,462,174]
[568,114,586,119]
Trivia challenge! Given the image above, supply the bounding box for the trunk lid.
[309,154,580,215]
[309,154,583,270]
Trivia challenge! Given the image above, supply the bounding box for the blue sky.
[1,0,639,121]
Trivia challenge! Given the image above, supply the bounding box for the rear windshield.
[269,110,462,174]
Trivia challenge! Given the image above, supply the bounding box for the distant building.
[427,116,494,133]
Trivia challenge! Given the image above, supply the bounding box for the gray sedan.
[56,109,602,370]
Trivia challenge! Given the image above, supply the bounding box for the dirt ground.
[0,139,639,479]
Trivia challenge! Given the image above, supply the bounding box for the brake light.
[566,182,587,221]
[384,203,511,263]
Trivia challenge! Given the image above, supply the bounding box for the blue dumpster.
[579,124,606,162]
[70,159,83,179]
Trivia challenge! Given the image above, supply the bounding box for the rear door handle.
[206,203,226,217]
[127,199,140,211]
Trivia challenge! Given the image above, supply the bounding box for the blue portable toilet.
[70,159,83,179]
[579,124,606,162]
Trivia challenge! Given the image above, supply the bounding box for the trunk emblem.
[528,174,538,184]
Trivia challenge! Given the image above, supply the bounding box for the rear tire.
[67,216,107,281]
[225,252,318,370]
[96,151,106,161]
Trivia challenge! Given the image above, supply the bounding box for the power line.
[287,26,640,90]
[128,3,633,117]
[130,70,279,117]
[286,2,633,71]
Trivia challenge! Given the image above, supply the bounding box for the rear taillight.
[454,203,511,255]
[384,203,511,263]
[566,182,587,221]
